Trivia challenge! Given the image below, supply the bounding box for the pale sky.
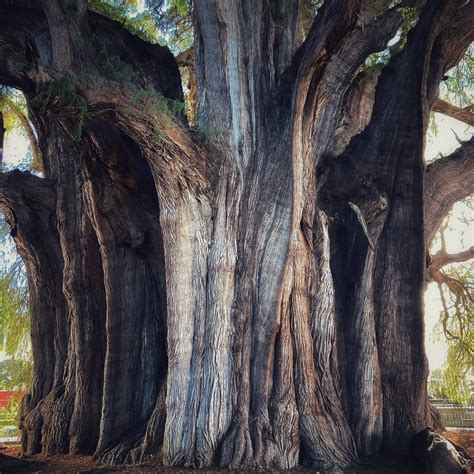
[424,113,473,371]
[1,110,473,372]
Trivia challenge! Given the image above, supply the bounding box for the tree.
[0,0,473,470]
[428,253,473,406]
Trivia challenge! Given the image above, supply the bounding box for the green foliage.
[0,359,32,392]
[145,0,193,52]
[0,216,29,359]
[33,76,88,140]
[363,49,391,69]
[429,360,472,406]
[0,217,32,393]
[0,275,29,356]
[0,398,21,432]
[88,0,160,44]
[397,6,419,44]
[430,261,473,406]
[0,90,28,139]
[0,89,33,393]
[128,85,185,142]
[440,44,474,108]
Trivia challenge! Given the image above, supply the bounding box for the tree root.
[410,428,474,474]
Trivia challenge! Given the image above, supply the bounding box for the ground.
[0,430,472,473]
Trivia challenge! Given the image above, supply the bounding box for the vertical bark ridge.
[191,1,302,467]
[195,168,239,467]
[334,0,458,452]
[372,1,454,450]
[268,275,300,469]
[194,0,299,165]
[55,154,105,455]
[80,122,166,460]
[159,190,211,466]
[40,122,83,455]
[279,8,402,466]
[0,170,65,455]
[328,205,387,456]
[67,211,105,454]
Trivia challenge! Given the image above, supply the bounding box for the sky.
[1,106,473,373]
[424,114,473,370]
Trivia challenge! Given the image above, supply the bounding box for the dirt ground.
[0,429,472,473]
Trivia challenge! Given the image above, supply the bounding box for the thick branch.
[437,0,474,73]
[82,78,207,195]
[0,169,54,215]
[424,137,474,247]
[291,0,360,78]
[333,65,382,155]
[432,98,474,126]
[427,247,474,283]
[39,0,87,71]
[0,2,203,189]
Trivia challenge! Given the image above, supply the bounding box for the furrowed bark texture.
[0,0,472,471]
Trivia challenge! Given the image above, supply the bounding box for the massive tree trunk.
[0,0,473,470]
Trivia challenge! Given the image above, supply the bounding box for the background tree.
[0,93,33,393]
[0,0,473,470]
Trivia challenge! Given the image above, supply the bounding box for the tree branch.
[333,65,382,155]
[0,170,55,251]
[0,2,205,192]
[0,170,54,214]
[39,0,88,71]
[291,0,360,77]
[437,0,474,73]
[424,136,474,247]
[432,98,474,126]
[428,247,474,280]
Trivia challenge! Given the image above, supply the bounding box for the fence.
[434,406,474,428]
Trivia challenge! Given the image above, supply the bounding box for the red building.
[0,391,24,408]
